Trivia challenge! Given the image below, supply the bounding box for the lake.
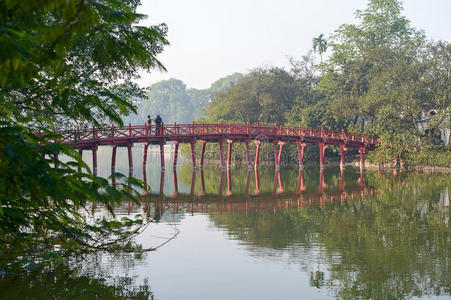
[1,147,450,299]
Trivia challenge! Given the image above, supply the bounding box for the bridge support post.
[190,140,196,169]
[296,142,306,169]
[78,149,83,173]
[142,143,148,181]
[159,141,165,171]
[244,140,252,169]
[319,142,326,169]
[359,146,365,169]
[218,140,225,170]
[254,168,260,195]
[172,169,178,198]
[227,139,233,169]
[92,147,98,177]
[339,143,347,169]
[127,145,133,177]
[200,169,205,196]
[254,140,261,167]
[200,140,206,169]
[274,141,284,170]
[226,168,232,196]
[173,141,179,169]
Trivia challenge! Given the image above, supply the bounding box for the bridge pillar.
[274,141,285,170]
[54,153,59,169]
[127,145,133,177]
[226,168,232,196]
[359,146,365,169]
[159,141,165,171]
[296,142,306,168]
[172,169,178,198]
[200,169,206,196]
[319,169,327,193]
[142,143,148,182]
[78,149,83,173]
[159,169,165,196]
[339,143,347,169]
[218,140,225,170]
[190,140,196,169]
[244,140,252,169]
[111,146,116,186]
[319,142,326,169]
[200,140,206,169]
[92,147,98,177]
[340,167,346,191]
[173,141,179,169]
[227,139,233,169]
[254,168,260,195]
[254,140,261,167]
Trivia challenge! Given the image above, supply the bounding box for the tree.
[0,0,168,256]
[312,34,327,62]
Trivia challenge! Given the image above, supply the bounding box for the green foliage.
[202,0,450,166]
[0,0,168,255]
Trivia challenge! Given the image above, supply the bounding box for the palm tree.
[312,34,327,62]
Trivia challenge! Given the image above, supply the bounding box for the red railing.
[47,123,376,146]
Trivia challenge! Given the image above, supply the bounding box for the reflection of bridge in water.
[143,166,367,198]
[112,167,373,217]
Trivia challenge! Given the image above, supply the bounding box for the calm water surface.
[1,147,450,299]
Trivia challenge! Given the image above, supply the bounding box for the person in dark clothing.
[155,115,162,135]
[146,115,152,135]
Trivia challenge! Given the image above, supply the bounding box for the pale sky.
[136,0,451,90]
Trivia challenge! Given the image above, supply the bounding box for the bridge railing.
[51,123,376,146]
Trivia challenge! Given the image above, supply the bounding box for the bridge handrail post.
[161,122,165,136]
[247,121,250,134]
[93,127,97,140]
[129,123,132,136]
[192,121,195,135]
[174,122,177,136]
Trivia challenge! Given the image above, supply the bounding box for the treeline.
[201,0,450,167]
[123,73,244,124]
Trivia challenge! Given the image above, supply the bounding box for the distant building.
[415,110,450,146]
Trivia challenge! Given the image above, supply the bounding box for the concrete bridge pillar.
[254,168,260,196]
[244,140,252,169]
[199,140,207,169]
[92,147,98,177]
[254,140,261,167]
[339,143,347,169]
[159,141,165,171]
[226,139,233,169]
[274,141,285,170]
[226,168,232,196]
[318,142,326,169]
[142,143,148,184]
[359,146,365,169]
[172,169,178,198]
[127,144,133,177]
[200,169,206,196]
[296,142,306,168]
[78,149,83,173]
[173,141,179,169]
[218,140,225,170]
[190,140,196,170]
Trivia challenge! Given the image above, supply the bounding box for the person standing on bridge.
[155,114,162,135]
[146,115,152,135]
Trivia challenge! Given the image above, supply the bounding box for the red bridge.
[52,123,377,176]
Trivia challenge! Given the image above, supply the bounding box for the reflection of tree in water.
[0,252,154,299]
[207,171,451,299]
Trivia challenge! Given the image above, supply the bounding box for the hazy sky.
[136,0,451,90]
